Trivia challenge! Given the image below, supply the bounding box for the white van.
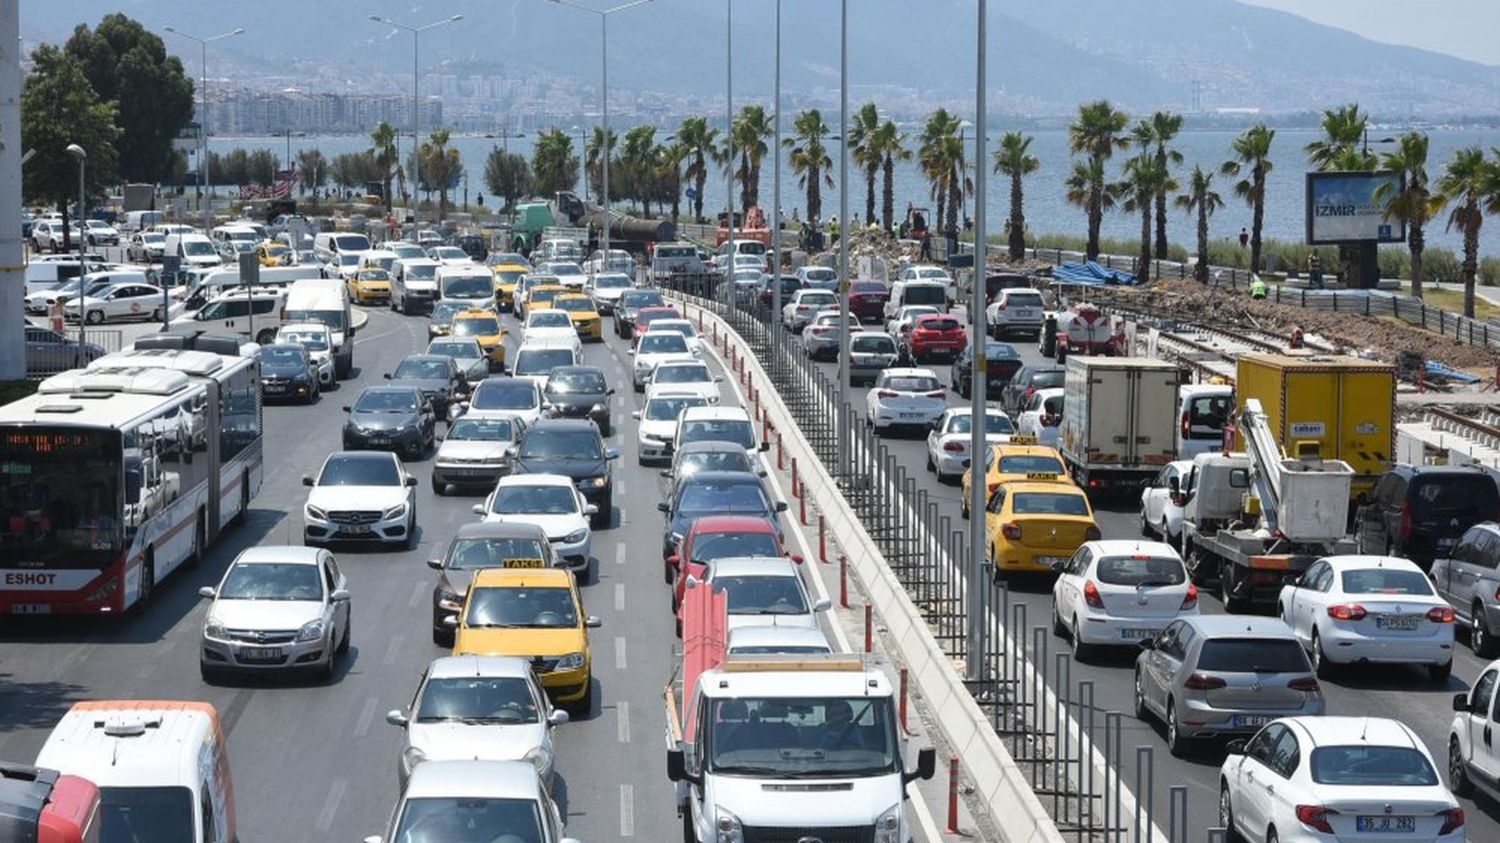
[170,287,287,344]
[884,279,949,320]
[313,231,372,266]
[1176,383,1234,460]
[284,277,355,377]
[164,233,222,269]
[120,209,165,233]
[209,225,260,262]
[34,700,237,843]
[436,265,495,306]
[392,258,441,314]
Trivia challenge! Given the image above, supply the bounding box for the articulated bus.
[0,331,262,615]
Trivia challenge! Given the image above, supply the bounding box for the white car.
[885,304,942,341]
[697,556,832,632]
[584,248,634,276]
[1277,555,1455,681]
[276,322,337,386]
[899,264,957,303]
[631,331,696,390]
[675,406,764,466]
[1220,717,1463,843]
[725,625,833,655]
[25,276,113,315]
[586,272,634,313]
[427,245,473,266]
[985,287,1047,339]
[1140,460,1193,544]
[474,474,594,571]
[462,376,545,428]
[198,545,351,682]
[644,360,722,405]
[82,219,120,246]
[1015,387,1065,448]
[1450,656,1500,806]
[64,280,168,324]
[302,451,418,548]
[1052,540,1198,661]
[633,392,710,465]
[640,318,704,356]
[781,289,839,332]
[795,265,838,291]
[368,760,576,843]
[865,367,947,434]
[542,261,588,288]
[511,341,580,389]
[522,309,585,354]
[386,655,568,788]
[926,408,1014,484]
[431,416,526,495]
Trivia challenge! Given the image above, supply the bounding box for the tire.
[568,680,594,719]
[316,647,335,683]
[1071,615,1093,663]
[431,476,446,496]
[432,625,455,648]
[152,307,164,322]
[1051,600,1067,637]
[255,328,276,345]
[1219,783,1242,843]
[1220,562,1248,613]
[960,495,970,520]
[1133,669,1150,721]
[1311,631,1334,679]
[592,495,611,530]
[1430,660,1453,683]
[682,805,697,843]
[138,556,155,606]
[186,512,205,569]
[200,663,222,685]
[402,512,417,551]
[1450,736,1476,798]
[1267,829,1278,843]
[926,451,935,472]
[1473,605,1498,657]
[1140,514,1153,538]
[336,612,351,656]
[85,309,104,325]
[1165,699,1190,757]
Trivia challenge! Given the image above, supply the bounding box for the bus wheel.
[255,328,276,345]
[230,474,248,527]
[187,511,206,568]
[137,552,156,609]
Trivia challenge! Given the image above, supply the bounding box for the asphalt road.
[769,299,1500,839]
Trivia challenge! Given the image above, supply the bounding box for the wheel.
[138,557,155,606]
[186,513,205,569]
[1071,615,1094,663]
[1473,605,1498,657]
[682,805,697,843]
[336,612,351,656]
[1311,631,1334,679]
[402,512,417,551]
[591,495,611,529]
[1165,698,1190,757]
[1220,562,1248,613]
[960,494,970,520]
[1051,600,1067,637]
[1219,783,1242,842]
[255,328,276,345]
[431,476,446,495]
[200,663,222,685]
[1140,513,1153,538]
[1450,736,1476,797]
[432,625,455,648]
[1266,829,1278,843]
[316,647,335,682]
[1133,669,1150,720]
[151,306,164,322]
[85,309,104,325]
[1429,660,1453,683]
[665,559,675,585]
[957,377,969,399]
[567,681,594,718]
[926,451,935,472]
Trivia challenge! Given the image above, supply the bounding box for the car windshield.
[639,334,689,354]
[182,241,215,256]
[452,316,500,337]
[465,586,578,628]
[445,418,516,441]
[431,301,466,324]
[679,482,769,516]
[354,390,418,413]
[404,263,437,280]
[681,419,754,449]
[472,382,536,410]
[1309,746,1439,786]
[646,395,707,421]
[416,677,539,724]
[444,276,491,297]
[515,348,575,375]
[100,786,194,843]
[520,430,602,460]
[529,311,573,329]
[678,451,753,476]
[1031,370,1066,389]
[392,797,544,843]
[429,341,482,360]
[998,454,1065,475]
[395,359,450,380]
[851,336,896,354]
[336,253,361,266]
[717,574,807,615]
[356,269,389,282]
[554,297,593,312]
[547,370,607,393]
[546,263,583,275]
[1095,556,1186,586]
[800,294,836,307]
[280,330,328,350]
[446,537,549,570]
[431,247,466,260]
[707,696,898,778]
[621,290,665,309]
[882,375,940,392]
[1339,568,1434,596]
[318,456,399,486]
[284,308,346,332]
[1010,492,1089,516]
[652,322,698,338]
[491,485,577,515]
[654,365,711,384]
[594,276,631,289]
[948,414,1015,434]
[1196,639,1310,673]
[804,269,835,281]
[262,346,307,366]
[217,562,322,601]
[693,531,780,563]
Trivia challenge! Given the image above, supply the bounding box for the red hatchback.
[668,515,799,610]
[848,280,890,323]
[908,313,968,362]
[631,306,683,346]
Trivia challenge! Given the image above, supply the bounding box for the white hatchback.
[631,332,697,390]
[1139,460,1193,544]
[644,360,722,405]
[633,392,710,465]
[302,451,418,548]
[1052,540,1198,661]
[523,309,585,353]
[474,474,595,572]
[696,556,832,633]
[926,408,1014,484]
[866,368,947,434]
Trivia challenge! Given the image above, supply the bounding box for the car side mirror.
[435,435,445,443]
[606,447,620,461]
[1455,692,1472,713]
[1049,558,1067,572]
[548,709,570,726]
[667,748,701,785]
[758,441,771,452]
[404,475,417,487]
[341,406,351,413]
[774,501,789,513]
[631,410,642,420]
[471,504,486,515]
[1168,476,1180,495]
[426,558,443,571]
[442,615,458,628]
[714,375,724,383]
[585,615,602,628]
[385,710,408,727]
[813,597,833,612]
[1139,638,1155,651]
[382,373,392,379]
[657,502,670,513]
[790,554,804,564]
[606,388,615,396]
[1225,739,1247,756]
[905,747,937,784]
[198,586,216,599]
[331,589,351,602]
[660,469,671,478]
[302,475,314,486]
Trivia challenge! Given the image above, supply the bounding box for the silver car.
[848,330,899,385]
[426,337,490,385]
[802,310,863,361]
[1431,521,1500,656]
[1133,615,1324,756]
[199,546,351,682]
[431,416,525,495]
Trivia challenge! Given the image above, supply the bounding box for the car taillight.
[1428,606,1455,623]
[1182,673,1227,690]
[926,390,946,398]
[1083,580,1103,608]
[1180,583,1198,610]
[1181,409,1191,440]
[1399,500,1413,539]
[1327,604,1367,621]
[797,305,810,311]
[876,390,898,398]
[1287,676,1321,693]
[1295,805,1337,835]
[1042,414,1060,427]
[1001,522,1022,540]
[1439,807,1465,835]
[943,441,966,452]
[1085,526,1102,541]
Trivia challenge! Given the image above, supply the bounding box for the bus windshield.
[0,427,123,565]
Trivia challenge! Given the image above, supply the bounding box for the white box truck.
[1059,356,1181,491]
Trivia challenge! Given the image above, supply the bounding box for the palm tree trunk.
[1409,223,1424,299]
[934,183,946,239]
[1249,170,1265,275]
[1196,205,1209,284]
[1086,185,1102,261]
[739,152,751,215]
[1464,212,1479,318]
[693,160,706,223]
[1138,204,1152,284]
[946,166,961,234]
[864,169,876,226]
[1008,173,1025,262]
[1154,189,1169,258]
[881,158,895,233]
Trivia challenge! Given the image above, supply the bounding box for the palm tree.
[1374,132,1436,298]
[918,109,962,233]
[620,125,658,215]
[1434,147,1500,318]
[871,120,908,233]
[992,131,1039,261]
[1064,159,1114,253]
[1116,155,1169,283]
[1068,100,1131,259]
[370,121,398,212]
[531,128,580,198]
[1306,103,1374,171]
[1136,111,1184,257]
[1221,124,1276,274]
[420,128,460,218]
[657,141,690,222]
[847,101,882,225]
[295,148,327,199]
[729,105,774,213]
[783,109,835,227]
[586,126,619,204]
[1174,166,1224,284]
[672,116,718,223]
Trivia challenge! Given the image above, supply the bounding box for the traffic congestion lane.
[781,303,1500,839]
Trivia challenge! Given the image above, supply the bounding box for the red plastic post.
[899,668,909,734]
[839,555,849,608]
[799,490,808,526]
[791,458,800,497]
[818,514,827,563]
[776,432,786,471]
[946,757,961,833]
[864,603,873,653]
[762,416,772,446]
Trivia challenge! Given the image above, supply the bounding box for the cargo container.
[1059,356,1180,491]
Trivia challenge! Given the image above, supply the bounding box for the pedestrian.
[918,229,933,261]
[48,298,64,334]
[1238,227,1249,249]
[1306,252,1323,290]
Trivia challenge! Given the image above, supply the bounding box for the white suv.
[302,451,418,548]
[986,288,1047,339]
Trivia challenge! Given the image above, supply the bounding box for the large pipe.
[0,4,23,379]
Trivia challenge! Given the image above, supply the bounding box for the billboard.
[1305,171,1406,245]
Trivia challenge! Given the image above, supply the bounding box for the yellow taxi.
[984,481,1100,576]
[450,567,598,712]
[520,283,568,322]
[491,264,528,312]
[450,308,506,371]
[960,436,1073,519]
[256,241,294,266]
[346,267,393,304]
[550,293,603,341]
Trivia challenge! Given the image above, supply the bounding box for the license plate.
[367,437,390,446]
[1231,715,1273,729]
[340,524,373,536]
[1036,556,1068,568]
[1120,628,1159,640]
[1376,615,1420,631]
[900,412,926,419]
[1012,310,1037,318]
[503,558,545,569]
[10,603,50,614]
[265,385,287,393]
[237,647,283,662]
[1357,815,1414,833]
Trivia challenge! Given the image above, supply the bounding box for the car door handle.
[1485,725,1492,747]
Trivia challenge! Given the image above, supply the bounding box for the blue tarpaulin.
[1425,359,1481,383]
[1051,261,1138,286]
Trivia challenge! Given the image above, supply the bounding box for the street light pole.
[66,144,86,365]
[966,0,991,681]
[725,0,734,314]
[164,26,243,232]
[771,0,783,340]
[836,0,850,478]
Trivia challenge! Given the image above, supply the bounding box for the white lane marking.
[616,476,627,495]
[617,700,631,744]
[315,779,348,831]
[383,633,405,666]
[352,697,378,737]
[910,786,946,842]
[614,583,626,612]
[620,784,635,837]
[408,578,427,608]
[615,544,626,566]
[615,635,628,671]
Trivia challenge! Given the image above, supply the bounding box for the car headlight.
[383,503,409,520]
[562,528,589,545]
[590,403,607,414]
[522,744,553,776]
[874,803,902,843]
[583,475,608,488]
[670,531,684,546]
[204,617,226,639]
[401,746,427,774]
[713,806,743,843]
[295,619,326,642]
[556,651,586,670]
[437,592,463,611]
[305,504,328,520]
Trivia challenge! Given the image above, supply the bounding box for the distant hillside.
[21,0,1500,115]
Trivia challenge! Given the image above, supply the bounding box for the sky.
[1240,0,1500,65]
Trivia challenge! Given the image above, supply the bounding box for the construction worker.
[1290,326,1305,349]
[1307,252,1323,289]
[1249,274,1268,300]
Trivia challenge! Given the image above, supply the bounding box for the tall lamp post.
[770,0,783,340]
[966,0,990,681]
[368,13,463,240]
[164,25,243,232]
[835,0,850,478]
[66,143,86,364]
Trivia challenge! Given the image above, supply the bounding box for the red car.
[630,306,683,347]
[668,515,799,611]
[847,280,890,323]
[907,313,968,363]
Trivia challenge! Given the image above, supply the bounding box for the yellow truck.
[1234,353,1395,498]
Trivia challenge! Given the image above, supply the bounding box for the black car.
[511,419,618,528]
[656,470,785,561]
[342,385,437,458]
[259,343,319,404]
[544,366,615,435]
[950,340,1022,400]
[385,354,465,419]
[449,234,489,262]
[1001,364,1065,415]
[613,288,667,337]
[1355,465,1500,568]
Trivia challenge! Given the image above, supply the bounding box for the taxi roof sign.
[1025,472,1059,480]
[1009,434,1038,445]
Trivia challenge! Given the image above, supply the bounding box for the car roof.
[471,568,574,588]
[677,439,749,455]
[1004,482,1087,497]
[496,473,575,489]
[708,556,800,577]
[679,470,762,486]
[324,450,397,466]
[233,545,323,565]
[549,365,605,376]
[426,654,535,680]
[526,418,599,434]
[727,626,831,650]
[451,521,549,541]
[1280,716,1423,750]
[681,406,750,421]
[690,515,777,533]
[881,367,938,378]
[403,759,544,801]
[398,354,447,364]
[358,385,422,397]
[1182,615,1299,639]
[1084,540,1178,557]
[850,330,894,339]
[1318,555,1423,573]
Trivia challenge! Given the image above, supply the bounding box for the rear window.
[1011,492,1089,516]
[901,285,947,305]
[919,318,960,331]
[1030,370,1065,389]
[656,246,694,259]
[1003,291,1044,307]
[1196,639,1310,673]
[1094,556,1185,586]
[883,375,940,392]
[1339,568,1433,596]
[1410,475,1500,520]
[998,455,1064,475]
[1309,746,1438,786]
[1187,394,1233,439]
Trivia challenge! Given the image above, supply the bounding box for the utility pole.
[966,0,991,681]
[0,1,23,378]
[164,26,244,232]
[835,0,850,477]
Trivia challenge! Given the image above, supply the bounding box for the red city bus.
[0,763,101,843]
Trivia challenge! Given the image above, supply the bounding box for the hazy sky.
[1241,0,1500,65]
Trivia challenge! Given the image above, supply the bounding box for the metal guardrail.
[25,328,123,379]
